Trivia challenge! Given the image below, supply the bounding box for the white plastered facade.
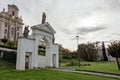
[16,22,59,70]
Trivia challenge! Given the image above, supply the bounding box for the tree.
[70,51,77,59]
[78,42,98,61]
[59,48,71,60]
[78,44,86,60]
[107,41,120,70]
[102,42,108,61]
[2,51,16,64]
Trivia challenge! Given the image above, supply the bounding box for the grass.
[61,61,120,74]
[0,69,119,80]
[0,61,119,80]
[0,60,15,77]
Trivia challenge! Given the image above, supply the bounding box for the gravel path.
[52,67,120,79]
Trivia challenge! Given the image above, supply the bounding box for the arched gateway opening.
[16,22,59,70]
[38,37,46,56]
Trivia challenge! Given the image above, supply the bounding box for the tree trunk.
[119,57,120,65]
[116,57,120,70]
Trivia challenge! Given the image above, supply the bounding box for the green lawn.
[0,61,120,80]
[0,69,119,80]
[61,61,120,74]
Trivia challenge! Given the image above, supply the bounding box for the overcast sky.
[0,0,120,51]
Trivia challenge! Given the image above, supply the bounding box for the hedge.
[0,44,17,50]
[1,51,16,64]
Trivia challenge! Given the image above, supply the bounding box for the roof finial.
[20,16,22,19]
[23,25,29,38]
[42,12,46,24]
[3,8,5,12]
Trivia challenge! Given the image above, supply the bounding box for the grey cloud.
[104,0,120,11]
[76,26,107,35]
[59,28,73,34]
[60,25,107,35]
[112,33,120,36]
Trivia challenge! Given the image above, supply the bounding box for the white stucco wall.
[16,37,35,70]
[38,56,46,68]
[38,44,59,68]
[16,36,59,70]
[52,44,59,68]
[16,22,59,70]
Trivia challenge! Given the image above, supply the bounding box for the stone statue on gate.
[52,34,55,44]
[23,26,29,38]
[42,12,46,24]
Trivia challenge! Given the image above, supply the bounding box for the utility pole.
[76,36,80,67]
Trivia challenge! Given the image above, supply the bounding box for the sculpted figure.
[52,34,55,44]
[23,26,29,38]
[3,8,5,12]
[42,12,46,24]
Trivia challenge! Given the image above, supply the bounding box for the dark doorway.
[25,55,29,69]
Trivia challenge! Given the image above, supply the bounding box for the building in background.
[0,4,23,42]
[97,43,116,61]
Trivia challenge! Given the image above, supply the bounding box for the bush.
[65,60,78,66]
[1,51,16,64]
[7,41,15,46]
[0,44,17,49]
[1,39,8,45]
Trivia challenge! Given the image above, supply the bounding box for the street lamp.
[76,36,80,67]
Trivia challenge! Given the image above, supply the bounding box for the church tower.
[0,4,24,42]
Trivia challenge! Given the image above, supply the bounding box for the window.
[38,45,46,56]
[5,22,7,27]
[4,29,7,34]
[17,32,19,37]
[38,39,46,56]
[11,27,14,36]
[17,27,19,31]
[12,11,14,15]
[4,35,6,39]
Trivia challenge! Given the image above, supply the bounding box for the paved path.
[52,67,120,79]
